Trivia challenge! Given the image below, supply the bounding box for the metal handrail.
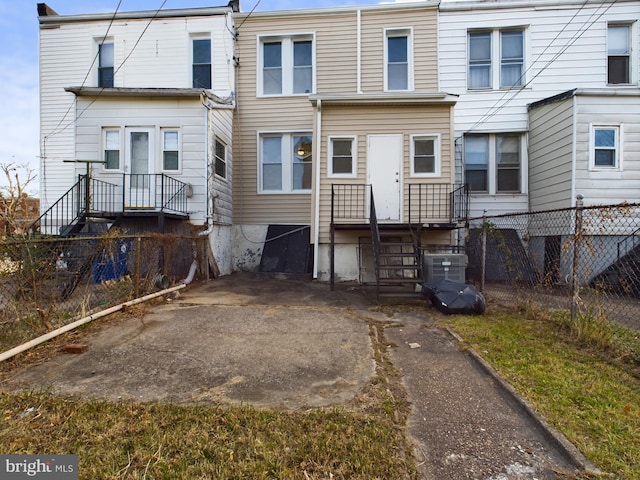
[28,175,85,235]
[617,226,640,261]
[369,186,381,299]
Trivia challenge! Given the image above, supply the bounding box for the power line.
[235,0,262,32]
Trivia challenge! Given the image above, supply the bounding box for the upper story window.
[103,128,121,170]
[607,24,631,85]
[468,28,525,90]
[385,28,413,91]
[192,37,212,89]
[329,136,357,178]
[215,138,227,179]
[162,129,180,171]
[259,133,312,193]
[410,135,440,177]
[98,41,114,88]
[464,133,524,194]
[591,126,621,169]
[259,35,314,96]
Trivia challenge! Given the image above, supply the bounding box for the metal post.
[571,194,584,322]
[480,211,487,293]
[135,236,141,298]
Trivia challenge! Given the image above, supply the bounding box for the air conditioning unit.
[422,254,468,283]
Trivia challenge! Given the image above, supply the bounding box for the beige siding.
[317,104,454,244]
[528,98,575,210]
[210,108,234,225]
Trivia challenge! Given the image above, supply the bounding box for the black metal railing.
[123,174,189,214]
[408,183,468,224]
[369,187,381,298]
[617,226,640,261]
[330,184,370,222]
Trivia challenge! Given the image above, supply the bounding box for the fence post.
[480,210,487,293]
[135,236,141,298]
[571,195,584,322]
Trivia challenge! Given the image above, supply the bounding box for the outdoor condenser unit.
[422,254,468,283]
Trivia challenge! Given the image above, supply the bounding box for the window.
[468,28,524,90]
[215,138,227,179]
[259,133,312,192]
[385,29,412,91]
[98,42,114,88]
[260,35,314,96]
[608,25,631,84]
[464,133,525,194]
[592,126,620,169]
[411,135,440,177]
[162,129,179,171]
[496,134,520,192]
[103,128,120,170]
[329,137,356,177]
[193,37,212,89]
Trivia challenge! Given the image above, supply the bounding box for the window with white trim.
[98,41,114,88]
[259,35,314,96]
[192,36,212,89]
[464,133,524,194]
[329,137,356,177]
[591,126,620,169]
[103,128,120,170]
[260,133,312,193]
[608,24,631,85]
[162,129,180,171]
[385,28,413,91]
[215,138,227,179]
[468,28,525,90]
[410,135,440,177]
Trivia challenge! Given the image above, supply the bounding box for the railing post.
[330,186,335,291]
[571,194,584,322]
[481,210,487,293]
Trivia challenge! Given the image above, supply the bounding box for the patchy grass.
[445,309,640,480]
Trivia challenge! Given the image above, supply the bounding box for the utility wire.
[235,0,262,32]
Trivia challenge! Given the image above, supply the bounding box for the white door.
[368,134,402,222]
[125,127,155,208]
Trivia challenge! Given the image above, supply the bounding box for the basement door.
[367,134,402,222]
[124,127,155,208]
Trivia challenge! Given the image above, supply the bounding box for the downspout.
[313,99,322,279]
[357,9,362,94]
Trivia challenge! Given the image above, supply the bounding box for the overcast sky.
[0,0,408,193]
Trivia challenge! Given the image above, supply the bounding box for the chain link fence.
[467,200,640,331]
[0,232,209,353]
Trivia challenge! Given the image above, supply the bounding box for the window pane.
[608,56,630,84]
[215,140,226,161]
[415,139,434,156]
[263,164,282,190]
[263,137,281,163]
[193,65,212,89]
[388,36,408,63]
[465,136,489,165]
[105,150,119,170]
[501,31,523,60]
[294,66,312,94]
[215,158,226,178]
[501,64,523,87]
[163,151,179,170]
[497,169,519,192]
[293,135,312,190]
[608,25,629,55]
[497,135,520,164]
[294,41,312,67]
[105,130,119,149]
[469,65,491,89]
[469,32,491,89]
[466,170,487,192]
[264,68,282,94]
[415,157,435,174]
[388,64,408,90]
[164,131,178,150]
[332,157,352,174]
[99,43,114,68]
[595,150,615,167]
[501,31,523,87]
[414,139,435,174]
[293,136,312,161]
[293,163,312,190]
[333,140,352,156]
[193,39,211,64]
[595,129,616,147]
[263,42,282,68]
[332,140,352,175]
[215,140,226,178]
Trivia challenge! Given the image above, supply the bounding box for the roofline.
[440,0,626,12]
[528,88,640,110]
[309,92,458,107]
[234,1,438,20]
[65,87,207,98]
[38,2,235,25]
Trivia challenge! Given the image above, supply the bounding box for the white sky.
[0,0,415,193]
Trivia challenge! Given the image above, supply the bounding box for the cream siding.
[528,98,575,210]
[210,108,234,226]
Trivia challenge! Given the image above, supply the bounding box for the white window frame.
[191,34,212,89]
[467,27,526,91]
[161,128,181,173]
[384,28,414,92]
[258,131,313,194]
[101,127,122,172]
[214,137,227,180]
[328,136,357,178]
[590,124,623,171]
[464,132,527,194]
[257,34,315,97]
[96,37,115,88]
[606,22,635,85]
[410,134,440,178]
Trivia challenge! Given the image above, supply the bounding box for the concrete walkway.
[2,273,594,479]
